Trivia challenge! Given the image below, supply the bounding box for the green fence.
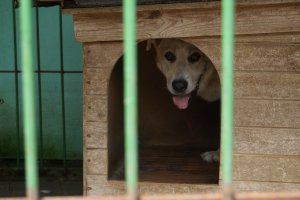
[0,0,83,168]
[18,0,235,199]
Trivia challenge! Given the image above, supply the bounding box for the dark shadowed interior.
[108,40,220,184]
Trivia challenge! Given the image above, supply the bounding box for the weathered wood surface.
[88,147,219,183]
[86,175,219,196]
[4,191,300,200]
[190,40,300,73]
[84,121,107,148]
[84,97,300,128]
[85,148,300,184]
[84,95,107,122]
[231,181,300,192]
[84,123,300,156]
[85,68,112,95]
[234,72,300,100]
[235,99,300,128]
[72,2,300,42]
[232,155,300,183]
[83,42,123,69]
[85,175,300,195]
[85,69,300,99]
[234,127,300,155]
[65,0,300,14]
[86,149,108,175]
[82,35,300,72]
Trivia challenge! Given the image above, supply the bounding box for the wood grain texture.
[234,99,300,128]
[86,175,219,196]
[232,181,300,192]
[84,95,107,122]
[85,68,112,95]
[6,192,300,200]
[84,121,107,148]
[84,42,122,68]
[190,40,300,72]
[86,149,107,175]
[234,127,300,155]
[184,32,300,44]
[84,97,300,127]
[86,175,125,196]
[73,2,300,42]
[234,72,300,100]
[232,154,300,183]
[64,0,300,14]
[85,68,300,99]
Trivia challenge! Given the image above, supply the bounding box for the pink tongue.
[172,95,190,109]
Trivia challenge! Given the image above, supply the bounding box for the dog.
[147,38,220,162]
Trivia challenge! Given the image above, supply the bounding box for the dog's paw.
[201,150,220,163]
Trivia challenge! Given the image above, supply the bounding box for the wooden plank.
[84,68,112,95]
[84,42,122,69]
[234,72,300,100]
[84,95,107,122]
[232,154,300,183]
[64,0,300,15]
[76,0,218,7]
[185,32,300,44]
[191,40,300,72]
[86,175,125,195]
[86,175,219,196]
[4,192,300,200]
[235,99,300,128]
[232,180,300,192]
[142,192,300,200]
[86,149,107,175]
[84,121,107,149]
[85,67,300,99]
[234,127,300,155]
[73,2,300,42]
[84,95,300,128]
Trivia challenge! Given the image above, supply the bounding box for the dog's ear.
[146,39,161,51]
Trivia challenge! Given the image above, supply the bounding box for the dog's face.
[150,39,207,109]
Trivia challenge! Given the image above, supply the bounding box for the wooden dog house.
[65,0,300,196]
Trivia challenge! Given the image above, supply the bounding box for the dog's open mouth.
[172,94,191,109]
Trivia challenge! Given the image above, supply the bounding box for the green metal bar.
[20,0,39,199]
[221,0,235,197]
[12,0,21,170]
[122,0,138,199]
[59,7,68,173]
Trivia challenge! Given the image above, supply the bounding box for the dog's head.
[148,38,208,109]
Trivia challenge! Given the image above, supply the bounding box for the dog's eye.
[164,51,176,62]
[188,52,201,63]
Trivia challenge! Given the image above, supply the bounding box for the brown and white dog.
[147,38,220,162]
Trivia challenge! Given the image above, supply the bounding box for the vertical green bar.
[122,0,138,199]
[20,0,39,199]
[221,0,235,196]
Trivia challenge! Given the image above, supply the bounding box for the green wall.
[0,1,83,160]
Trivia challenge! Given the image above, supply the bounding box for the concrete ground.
[0,160,83,197]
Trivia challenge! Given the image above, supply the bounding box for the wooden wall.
[68,0,300,195]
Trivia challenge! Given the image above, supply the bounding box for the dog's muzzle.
[172,79,188,93]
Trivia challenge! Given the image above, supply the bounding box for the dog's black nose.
[172,79,188,92]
